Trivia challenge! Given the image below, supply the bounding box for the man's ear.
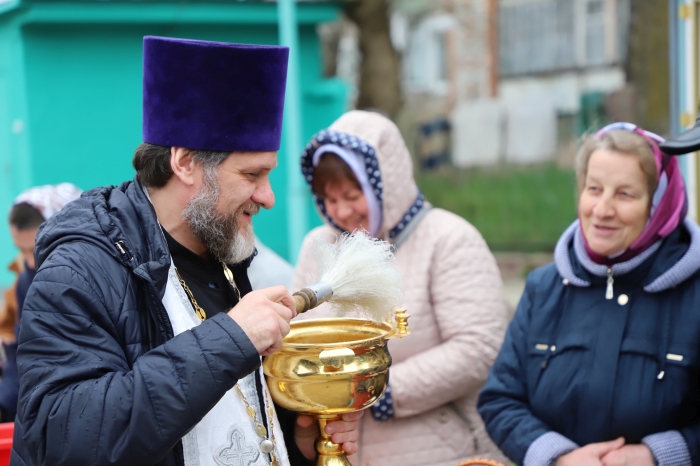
[170,147,199,187]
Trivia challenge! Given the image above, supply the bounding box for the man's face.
[183,151,277,264]
[10,225,39,270]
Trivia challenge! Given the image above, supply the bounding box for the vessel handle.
[386,308,411,339]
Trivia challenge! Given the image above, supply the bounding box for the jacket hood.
[301,110,421,240]
[554,217,700,293]
[34,179,172,295]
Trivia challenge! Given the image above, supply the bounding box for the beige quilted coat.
[292,111,509,466]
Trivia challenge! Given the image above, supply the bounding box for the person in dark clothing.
[0,183,80,422]
[478,122,700,466]
[11,36,361,466]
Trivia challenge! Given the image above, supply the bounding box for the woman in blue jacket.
[478,122,700,466]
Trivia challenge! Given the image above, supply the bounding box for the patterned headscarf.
[301,128,429,243]
[582,122,687,264]
[13,183,82,221]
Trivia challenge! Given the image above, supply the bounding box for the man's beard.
[182,168,259,264]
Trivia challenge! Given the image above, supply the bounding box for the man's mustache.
[236,201,261,217]
[240,201,261,216]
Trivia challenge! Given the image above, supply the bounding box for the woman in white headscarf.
[0,182,81,422]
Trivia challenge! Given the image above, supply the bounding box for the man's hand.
[294,411,364,461]
[601,444,654,466]
[555,437,625,466]
[227,286,296,356]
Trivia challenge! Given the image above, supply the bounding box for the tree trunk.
[345,0,402,119]
[625,0,669,135]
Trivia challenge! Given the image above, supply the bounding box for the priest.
[11,36,361,466]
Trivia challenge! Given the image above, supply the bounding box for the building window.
[499,0,575,76]
[585,0,606,65]
[405,14,455,94]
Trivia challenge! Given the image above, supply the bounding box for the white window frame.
[404,13,457,95]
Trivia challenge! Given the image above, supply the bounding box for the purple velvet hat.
[142,36,289,152]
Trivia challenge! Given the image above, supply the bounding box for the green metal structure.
[0,0,347,284]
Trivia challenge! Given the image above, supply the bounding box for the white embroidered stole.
[162,261,290,466]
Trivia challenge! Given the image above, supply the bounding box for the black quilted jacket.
[10,179,263,466]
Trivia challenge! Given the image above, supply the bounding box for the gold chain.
[235,382,279,465]
[174,263,274,461]
[174,267,206,321]
[173,262,241,322]
[222,263,242,301]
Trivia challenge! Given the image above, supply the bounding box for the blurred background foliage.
[417,164,577,251]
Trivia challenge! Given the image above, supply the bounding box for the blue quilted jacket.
[10,180,262,466]
[478,220,700,465]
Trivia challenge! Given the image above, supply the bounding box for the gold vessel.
[263,309,410,466]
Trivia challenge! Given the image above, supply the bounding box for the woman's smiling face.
[322,177,370,233]
[579,149,651,257]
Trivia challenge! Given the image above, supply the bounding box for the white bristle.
[310,232,402,321]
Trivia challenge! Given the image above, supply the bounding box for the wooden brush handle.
[293,288,317,314]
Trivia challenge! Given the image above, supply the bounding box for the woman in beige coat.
[292,110,509,466]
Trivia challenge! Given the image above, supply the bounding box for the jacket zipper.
[448,403,479,453]
[115,240,173,341]
[464,412,479,452]
[115,230,183,464]
[118,239,183,465]
[605,268,614,300]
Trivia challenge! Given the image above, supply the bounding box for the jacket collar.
[34,178,172,297]
[554,217,700,293]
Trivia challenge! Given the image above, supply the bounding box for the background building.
[392,0,635,169]
[0,0,348,284]
[0,0,679,286]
